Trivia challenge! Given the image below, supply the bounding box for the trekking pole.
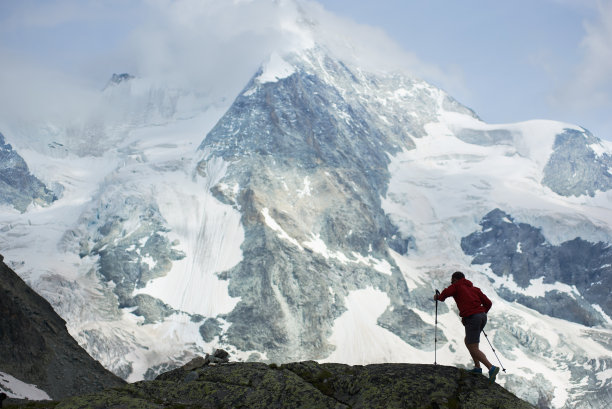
[482,330,506,373]
[434,295,438,365]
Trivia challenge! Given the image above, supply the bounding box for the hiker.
[434,271,500,382]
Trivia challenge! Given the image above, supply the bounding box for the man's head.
[451,271,465,283]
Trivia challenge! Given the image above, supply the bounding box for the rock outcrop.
[0,254,125,400]
[6,354,534,409]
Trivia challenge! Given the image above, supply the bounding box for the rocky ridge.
[4,351,535,409]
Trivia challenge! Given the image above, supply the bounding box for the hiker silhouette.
[434,271,500,383]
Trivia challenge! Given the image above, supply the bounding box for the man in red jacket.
[434,271,500,382]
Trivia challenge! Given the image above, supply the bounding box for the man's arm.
[437,284,456,302]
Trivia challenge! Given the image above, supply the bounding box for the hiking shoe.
[488,366,500,383]
[469,367,483,374]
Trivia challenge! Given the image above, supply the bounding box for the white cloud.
[0,48,99,124]
[554,0,612,111]
[122,0,455,90]
[124,0,310,92]
[0,0,461,135]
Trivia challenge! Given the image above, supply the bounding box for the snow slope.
[0,372,51,401]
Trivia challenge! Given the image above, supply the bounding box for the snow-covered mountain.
[1,6,611,409]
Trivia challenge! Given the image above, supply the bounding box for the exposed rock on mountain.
[105,72,135,88]
[0,254,125,399]
[461,208,612,326]
[0,132,56,212]
[542,128,612,197]
[196,49,456,363]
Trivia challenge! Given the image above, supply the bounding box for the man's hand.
[434,293,439,301]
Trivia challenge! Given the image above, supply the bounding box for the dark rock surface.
[106,73,135,87]
[5,357,534,409]
[461,209,612,326]
[0,254,125,400]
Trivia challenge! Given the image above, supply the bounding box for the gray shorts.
[463,312,487,344]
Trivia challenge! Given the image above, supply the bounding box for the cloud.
[0,48,100,125]
[123,0,311,93]
[2,0,455,91]
[301,2,454,78]
[121,0,462,98]
[553,0,612,111]
[0,0,461,135]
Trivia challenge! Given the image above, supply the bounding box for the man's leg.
[465,342,492,370]
[464,313,492,370]
[465,337,481,368]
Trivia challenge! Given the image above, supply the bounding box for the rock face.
[76,194,185,323]
[0,132,56,212]
[542,128,612,197]
[41,358,534,409]
[461,209,612,326]
[197,49,454,362]
[0,254,125,399]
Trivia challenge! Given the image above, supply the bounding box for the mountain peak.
[255,52,296,84]
[106,73,135,87]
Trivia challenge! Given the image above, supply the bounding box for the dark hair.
[452,271,465,281]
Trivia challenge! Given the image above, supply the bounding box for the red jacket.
[438,278,492,317]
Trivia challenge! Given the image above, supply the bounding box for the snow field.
[135,161,243,317]
[256,52,296,84]
[1,102,242,379]
[0,372,51,401]
[322,287,427,365]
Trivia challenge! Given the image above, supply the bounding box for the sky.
[0,0,611,140]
